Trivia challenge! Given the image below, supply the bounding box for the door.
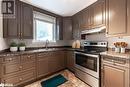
[93,0,105,27]
[80,8,90,30]
[3,0,20,38]
[63,17,72,40]
[103,65,128,87]
[58,51,66,70]
[72,14,80,39]
[37,57,49,78]
[21,2,33,39]
[106,0,127,35]
[67,51,75,72]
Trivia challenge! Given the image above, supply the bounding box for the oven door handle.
[75,52,99,58]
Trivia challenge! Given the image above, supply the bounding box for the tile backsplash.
[7,39,73,48]
[85,33,130,49]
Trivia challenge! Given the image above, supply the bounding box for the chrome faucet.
[45,40,49,49]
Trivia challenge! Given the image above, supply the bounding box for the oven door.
[75,52,99,78]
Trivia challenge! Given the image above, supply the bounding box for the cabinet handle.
[6,58,13,61]
[28,56,31,58]
[21,32,23,36]
[19,66,22,69]
[19,32,21,36]
[19,78,23,81]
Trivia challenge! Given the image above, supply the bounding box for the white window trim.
[33,11,56,42]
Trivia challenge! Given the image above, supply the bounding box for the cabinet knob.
[6,58,13,61]
[28,56,31,58]
[19,78,23,81]
[19,66,22,69]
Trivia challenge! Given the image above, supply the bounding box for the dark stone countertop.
[0,47,82,57]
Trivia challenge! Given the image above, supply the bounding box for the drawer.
[20,69,36,83]
[21,62,35,70]
[2,74,21,86]
[2,63,21,75]
[37,52,49,58]
[2,68,36,86]
[2,56,20,64]
[21,54,35,62]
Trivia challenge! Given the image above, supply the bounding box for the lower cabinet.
[101,56,130,87]
[66,51,75,72]
[0,54,36,86]
[37,51,66,78]
[102,65,129,87]
[0,50,70,86]
[37,54,49,78]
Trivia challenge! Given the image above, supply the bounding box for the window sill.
[32,40,56,43]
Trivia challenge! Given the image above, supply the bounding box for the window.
[33,11,56,41]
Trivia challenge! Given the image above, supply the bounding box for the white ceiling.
[21,0,97,16]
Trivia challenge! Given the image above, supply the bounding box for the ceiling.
[21,0,97,16]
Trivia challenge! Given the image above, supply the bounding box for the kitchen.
[0,0,130,87]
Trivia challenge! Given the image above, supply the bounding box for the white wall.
[0,1,8,51]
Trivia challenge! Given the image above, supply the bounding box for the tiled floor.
[25,70,90,87]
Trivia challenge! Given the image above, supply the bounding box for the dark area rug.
[41,74,68,87]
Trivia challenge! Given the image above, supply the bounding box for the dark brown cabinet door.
[3,0,20,38]
[72,14,80,40]
[80,8,90,30]
[37,56,49,78]
[63,17,72,40]
[57,51,66,70]
[21,2,33,39]
[3,1,33,39]
[67,51,75,72]
[48,51,65,73]
[106,0,127,36]
[93,0,105,28]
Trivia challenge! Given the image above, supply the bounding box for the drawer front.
[2,74,21,86]
[37,52,49,58]
[21,62,35,70]
[2,64,20,75]
[2,56,20,64]
[21,69,36,83]
[21,54,35,62]
[2,69,36,86]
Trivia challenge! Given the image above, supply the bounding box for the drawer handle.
[19,78,23,81]
[28,56,31,58]
[19,66,22,69]
[6,58,13,61]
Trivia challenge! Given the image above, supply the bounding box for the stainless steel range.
[74,41,108,87]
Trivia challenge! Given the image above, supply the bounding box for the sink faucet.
[45,40,49,49]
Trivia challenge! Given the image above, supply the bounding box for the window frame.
[33,12,56,42]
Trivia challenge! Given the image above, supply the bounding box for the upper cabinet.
[80,8,90,30]
[3,1,33,39]
[21,2,33,39]
[3,0,20,38]
[106,0,130,36]
[72,14,81,40]
[79,0,105,30]
[93,0,106,28]
[63,17,72,40]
